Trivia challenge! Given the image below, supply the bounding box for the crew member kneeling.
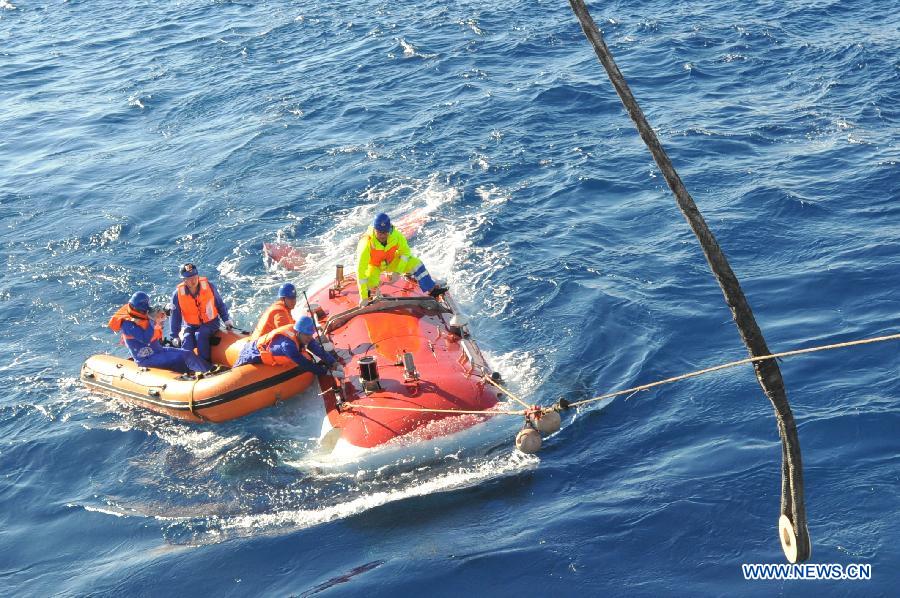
[235,316,343,377]
[109,292,211,373]
[356,212,448,305]
[251,282,296,339]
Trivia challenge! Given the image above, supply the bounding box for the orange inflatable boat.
[80,330,316,423]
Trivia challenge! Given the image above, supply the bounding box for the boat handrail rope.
[483,374,532,409]
[344,403,522,416]
[324,297,451,333]
[83,361,171,390]
[569,0,813,562]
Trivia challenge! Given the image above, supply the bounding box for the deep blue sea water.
[1,0,898,595]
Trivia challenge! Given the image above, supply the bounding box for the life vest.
[251,300,295,339]
[255,324,312,367]
[368,227,400,269]
[108,303,163,344]
[176,277,219,326]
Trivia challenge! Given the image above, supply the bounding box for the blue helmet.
[294,316,316,335]
[373,212,392,233]
[278,283,297,299]
[129,292,151,313]
[180,263,199,278]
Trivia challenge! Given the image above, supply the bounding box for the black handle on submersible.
[301,290,329,353]
[302,289,343,379]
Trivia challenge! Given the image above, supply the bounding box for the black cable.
[567,0,810,562]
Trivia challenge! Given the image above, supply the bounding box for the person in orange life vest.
[109,292,211,373]
[250,283,297,339]
[356,212,448,304]
[168,263,234,362]
[234,316,344,378]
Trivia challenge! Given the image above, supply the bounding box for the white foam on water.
[268,173,462,295]
[79,391,243,461]
[184,450,537,542]
[481,348,542,400]
[394,38,437,59]
[475,184,511,206]
[399,38,416,57]
[215,236,287,326]
[0,352,44,374]
[457,18,483,36]
[70,503,131,518]
[152,424,242,460]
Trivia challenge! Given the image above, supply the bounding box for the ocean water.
[1,0,898,595]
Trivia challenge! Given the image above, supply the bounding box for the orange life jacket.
[251,300,295,339]
[108,303,163,343]
[255,324,312,367]
[368,229,399,269]
[176,277,219,326]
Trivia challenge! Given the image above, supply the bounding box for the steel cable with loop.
[567,0,813,562]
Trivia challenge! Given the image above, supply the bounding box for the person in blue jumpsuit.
[168,263,234,362]
[112,292,211,374]
[234,316,343,377]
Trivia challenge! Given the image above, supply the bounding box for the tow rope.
[339,328,900,562]
[564,332,900,409]
[342,330,900,418]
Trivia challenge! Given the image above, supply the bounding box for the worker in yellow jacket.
[356,213,447,304]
